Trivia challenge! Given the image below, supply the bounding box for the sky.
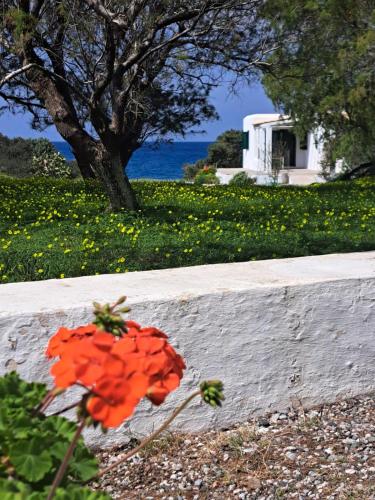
[0,82,275,142]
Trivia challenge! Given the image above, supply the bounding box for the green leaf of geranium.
[50,441,69,461]
[53,485,111,499]
[9,438,53,482]
[0,478,33,500]
[0,372,47,411]
[42,416,77,441]
[69,446,98,481]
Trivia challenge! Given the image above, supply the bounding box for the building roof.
[253,115,291,126]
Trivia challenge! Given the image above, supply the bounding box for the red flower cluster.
[46,321,185,428]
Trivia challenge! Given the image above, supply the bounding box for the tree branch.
[0,64,36,89]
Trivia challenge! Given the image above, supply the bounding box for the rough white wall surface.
[0,252,374,449]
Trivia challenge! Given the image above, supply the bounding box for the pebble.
[94,393,375,499]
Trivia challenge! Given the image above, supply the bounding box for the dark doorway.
[272,129,296,167]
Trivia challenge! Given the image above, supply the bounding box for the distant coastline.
[53,141,212,180]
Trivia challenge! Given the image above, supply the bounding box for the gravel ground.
[93,394,375,499]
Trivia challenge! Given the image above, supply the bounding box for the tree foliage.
[182,129,242,180]
[0,133,36,176]
[0,0,272,209]
[206,129,242,168]
[0,133,74,177]
[262,0,375,169]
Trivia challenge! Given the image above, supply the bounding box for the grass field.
[1,176,374,283]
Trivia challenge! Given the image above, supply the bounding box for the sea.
[53,141,211,180]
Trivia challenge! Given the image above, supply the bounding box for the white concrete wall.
[243,114,280,171]
[1,252,374,449]
[306,130,325,170]
[295,136,308,168]
[243,115,256,170]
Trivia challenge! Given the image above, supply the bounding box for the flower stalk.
[47,418,86,500]
[95,389,201,480]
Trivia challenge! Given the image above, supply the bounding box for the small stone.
[246,476,261,489]
[243,447,256,454]
[194,479,203,488]
[258,417,270,427]
[285,451,297,461]
[172,463,183,471]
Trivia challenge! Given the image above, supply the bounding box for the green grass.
[0,176,374,283]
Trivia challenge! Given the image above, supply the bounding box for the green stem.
[47,418,86,500]
[94,390,201,481]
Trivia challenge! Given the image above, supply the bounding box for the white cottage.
[242,114,324,173]
[217,113,326,185]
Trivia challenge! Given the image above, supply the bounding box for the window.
[242,131,249,149]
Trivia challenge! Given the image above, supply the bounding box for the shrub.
[32,139,73,178]
[183,129,242,178]
[228,171,256,187]
[0,297,224,498]
[0,134,71,178]
[194,171,220,185]
[183,159,206,180]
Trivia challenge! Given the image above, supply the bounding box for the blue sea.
[53,141,211,180]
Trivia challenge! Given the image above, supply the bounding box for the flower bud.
[200,380,224,407]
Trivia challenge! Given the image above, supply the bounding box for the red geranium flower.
[50,331,115,388]
[46,317,186,427]
[45,324,98,358]
[112,326,186,405]
[86,372,150,427]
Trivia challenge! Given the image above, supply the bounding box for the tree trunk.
[69,141,97,179]
[93,146,139,211]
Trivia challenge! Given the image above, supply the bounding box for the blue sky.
[0,82,275,142]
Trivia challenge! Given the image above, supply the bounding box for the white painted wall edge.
[1,251,374,315]
[0,251,374,449]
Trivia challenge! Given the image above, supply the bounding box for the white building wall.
[243,114,280,171]
[295,137,308,168]
[306,130,325,170]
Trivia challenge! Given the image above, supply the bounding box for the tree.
[0,1,272,210]
[206,129,242,168]
[261,0,375,171]
[0,132,35,176]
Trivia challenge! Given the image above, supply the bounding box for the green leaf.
[69,446,98,481]
[53,485,111,499]
[50,441,69,461]
[0,372,47,410]
[42,416,77,441]
[9,438,53,482]
[0,478,34,500]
